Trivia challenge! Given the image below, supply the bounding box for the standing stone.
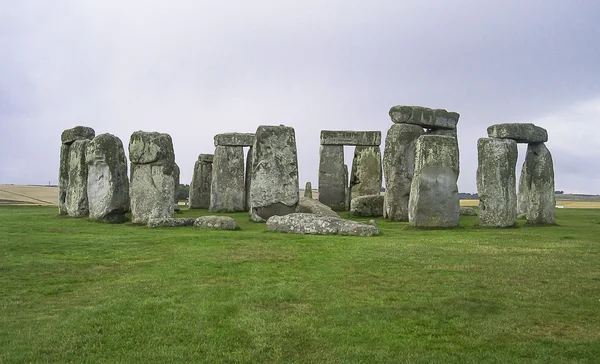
[522,143,555,224]
[344,164,350,210]
[129,131,176,224]
[383,123,424,221]
[65,139,91,217]
[304,182,313,198]
[86,133,130,222]
[476,138,518,227]
[189,154,213,209]
[245,147,253,211]
[210,146,245,212]
[318,145,346,211]
[172,163,180,204]
[250,125,299,221]
[349,146,382,201]
[408,135,460,227]
[517,163,529,218]
[426,127,460,177]
[59,126,95,215]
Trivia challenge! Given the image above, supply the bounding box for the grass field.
[1,206,599,363]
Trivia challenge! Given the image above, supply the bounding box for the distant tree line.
[177,184,190,201]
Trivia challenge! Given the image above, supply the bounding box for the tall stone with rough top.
[245,147,253,211]
[318,145,346,211]
[65,139,91,217]
[189,154,213,209]
[408,135,460,227]
[172,163,180,204]
[522,143,555,224]
[129,131,176,224]
[349,146,382,200]
[476,138,518,227]
[517,163,529,218]
[210,146,245,212]
[304,182,313,198]
[86,133,130,222]
[59,126,95,215]
[250,125,299,221]
[383,123,424,221]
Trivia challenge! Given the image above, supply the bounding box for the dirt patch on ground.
[0,185,58,206]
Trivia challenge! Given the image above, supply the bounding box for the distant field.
[0,185,57,205]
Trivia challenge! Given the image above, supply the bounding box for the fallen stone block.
[350,195,384,217]
[194,216,238,230]
[147,218,196,227]
[297,196,339,217]
[266,213,380,236]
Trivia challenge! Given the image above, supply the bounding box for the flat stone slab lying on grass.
[297,196,340,217]
[389,105,459,130]
[194,216,238,230]
[487,123,548,143]
[460,207,477,216]
[350,195,384,217]
[147,218,195,227]
[266,213,380,236]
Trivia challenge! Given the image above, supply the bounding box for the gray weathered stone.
[522,143,555,224]
[517,162,529,219]
[297,196,339,217]
[304,182,313,198]
[147,218,195,228]
[86,134,130,223]
[59,126,95,215]
[245,147,253,211]
[189,154,213,209]
[349,146,382,200]
[350,195,384,217]
[172,163,180,204]
[408,135,460,227]
[213,132,255,147]
[460,207,477,216]
[250,125,299,220]
[320,130,381,146]
[344,164,350,211]
[487,123,548,143]
[426,127,460,177]
[476,138,518,227]
[389,105,459,130]
[383,123,424,221]
[210,146,245,212]
[266,213,380,236]
[61,126,95,145]
[318,145,345,211]
[194,216,238,230]
[65,139,90,217]
[129,131,176,224]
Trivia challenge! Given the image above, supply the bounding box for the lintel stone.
[320,130,381,146]
[214,133,255,147]
[487,123,548,143]
[389,105,459,130]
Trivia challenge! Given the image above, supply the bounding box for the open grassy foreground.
[1,207,599,363]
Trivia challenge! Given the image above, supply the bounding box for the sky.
[1,0,599,194]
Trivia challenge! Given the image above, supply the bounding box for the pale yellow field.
[0,185,58,205]
[461,199,600,209]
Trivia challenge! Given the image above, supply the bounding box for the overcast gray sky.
[1,0,599,194]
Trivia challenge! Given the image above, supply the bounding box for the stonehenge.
[477,123,555,226]
[318,130,382,211]
[129,131,177,224]
[59,126,95,216]
[86,133,130,223]
[249,125,299,221]
[189,154,213,209]
[209,133,254,212]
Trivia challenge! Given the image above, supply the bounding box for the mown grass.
[1,206,599,363]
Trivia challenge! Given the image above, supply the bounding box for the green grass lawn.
[1,206,599,363]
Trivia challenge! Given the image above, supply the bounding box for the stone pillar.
[189,154,213,209]
[522,143,555,225]
[344,164,350,211]
[408,135,460,227]
[129,131,176,224]
[86,133,129,222]
[304,182,313,198]
[172,163,180,205]
[318,145,346,211]
[65,139,91,217]
[476,138,518,227]
[382,123,424,221]
[250,125,299,221]
[349,146,382,200]
[210,146,245,212]
[245,147,253,211]
[58,126,95,215]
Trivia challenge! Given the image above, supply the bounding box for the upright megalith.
[86,133,130,222]
[172,163,180,204]
[318,145,346,211]
[58,126,95,216]
[304,182,313,198]
[476,138,518,227]
[250,125,299,221]
[521,143,555,224]
[65,139,91,217]
[189,154,213,209]
[349,146,382,200]
[245,147,253,211]
[210,146,245,212]
[408,135,460,227]
[129,131,176,224]
[383,123,424,221]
